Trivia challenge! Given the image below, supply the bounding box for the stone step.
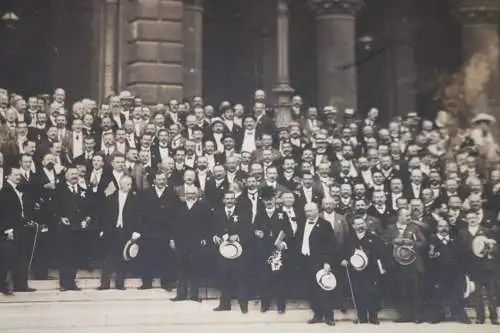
[0,294,496,330]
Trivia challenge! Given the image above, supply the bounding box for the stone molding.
[308,0,363,17]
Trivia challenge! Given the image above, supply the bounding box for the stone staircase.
[0,270,496,329]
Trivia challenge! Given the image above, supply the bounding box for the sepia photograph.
[0,0,499,332]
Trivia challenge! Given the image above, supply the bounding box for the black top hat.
[260,186,275,200]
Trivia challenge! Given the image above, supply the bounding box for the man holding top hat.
[54,167,92,291]
[341,214,385,324]
[384,207,426,323]
[97,174,142,290]
[253,186,293,313]
[171,185,211,302]
[212,191,252,313]
[425,218,470,324]
[299,202,338,326]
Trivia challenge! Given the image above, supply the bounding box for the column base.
[273,82,295,128]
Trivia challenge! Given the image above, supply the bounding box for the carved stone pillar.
[455,0,500,116]
[103,0,119,99]
[273,0,295,128]
[309,0,362,114]
[387,0,417,117]
[183,0,203,100]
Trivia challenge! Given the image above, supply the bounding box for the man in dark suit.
[457,210,499,325]
[253,187,293,313]
[138,172,177,290]
[97,174,142,290]
[384,208,426,323]
[0,167,37,294]
[299,202,338,326]
[170,185,211,301]
[54,167,93,291]
[342,215,385,324]
[425,218,470,323]
[212,191,252,313]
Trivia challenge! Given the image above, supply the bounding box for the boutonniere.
[80,191,86,198]
[486,219,491,224]
[233,215,238,223]
[278,213,283,219]
[56,179,60,184]
[294,190,301,197]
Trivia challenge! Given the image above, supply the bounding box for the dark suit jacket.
[54,183,91,231]
[101,191,142,237]
[173,199,211,251]
[0,182,25,236]
[297,217,338,269]
[384,222,426,273]
[253,208,293,259]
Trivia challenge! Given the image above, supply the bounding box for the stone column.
[103,0,119,99]
[309,0,362,113]
[455,0,500,116]
[90,0,104,101]
[387,0,417,117]
[273,0,295,128]
[182,0,203,100]
[126,0,184,104]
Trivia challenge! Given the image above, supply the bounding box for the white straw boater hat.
[471,113,496,125]
[316,269,337,291]
[219,240,243,259]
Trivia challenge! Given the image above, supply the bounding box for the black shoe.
[190,296,202,303]
[491,319,499,325]
[458,318,471,324]
[240,303,248,314]
[138,285,152,290]
[476,319,485,324]
[394,317,411,323]
[64,285,81,291]
[354,319,368,324]
[13,287,36,292]
[1,289,14,296]
[260,304,270,313]
[213,305,230,311]
[277,308,285,314]
[171,296,187,302]
[307,316,323,324]
[414,318,423,324]
[369,318,380,325]
[325,319,335,326]
[96,286,110,291]
[115,286,125,290]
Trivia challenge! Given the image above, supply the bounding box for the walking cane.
[345,265,359,322]
[27,221,40,272]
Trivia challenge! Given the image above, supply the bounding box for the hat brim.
[123,239,140,261]
[219,241,243,259]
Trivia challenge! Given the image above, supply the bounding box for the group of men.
[0,87,499,326]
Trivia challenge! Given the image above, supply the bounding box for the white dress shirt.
[197,171,207,192]
[301,218,318,256]
[283,207,297,235]
[213,133,224,152]
[303,187,313,203]
[90,169,103,192]
[116,191,127,228]
[158,145,169,162]
[323,211,336,230]
[8,180,24,217]
[412,183,421,198]
[73,132,84,158]
[241,130,256,153]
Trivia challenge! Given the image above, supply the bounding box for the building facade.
[3,0,499,121]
